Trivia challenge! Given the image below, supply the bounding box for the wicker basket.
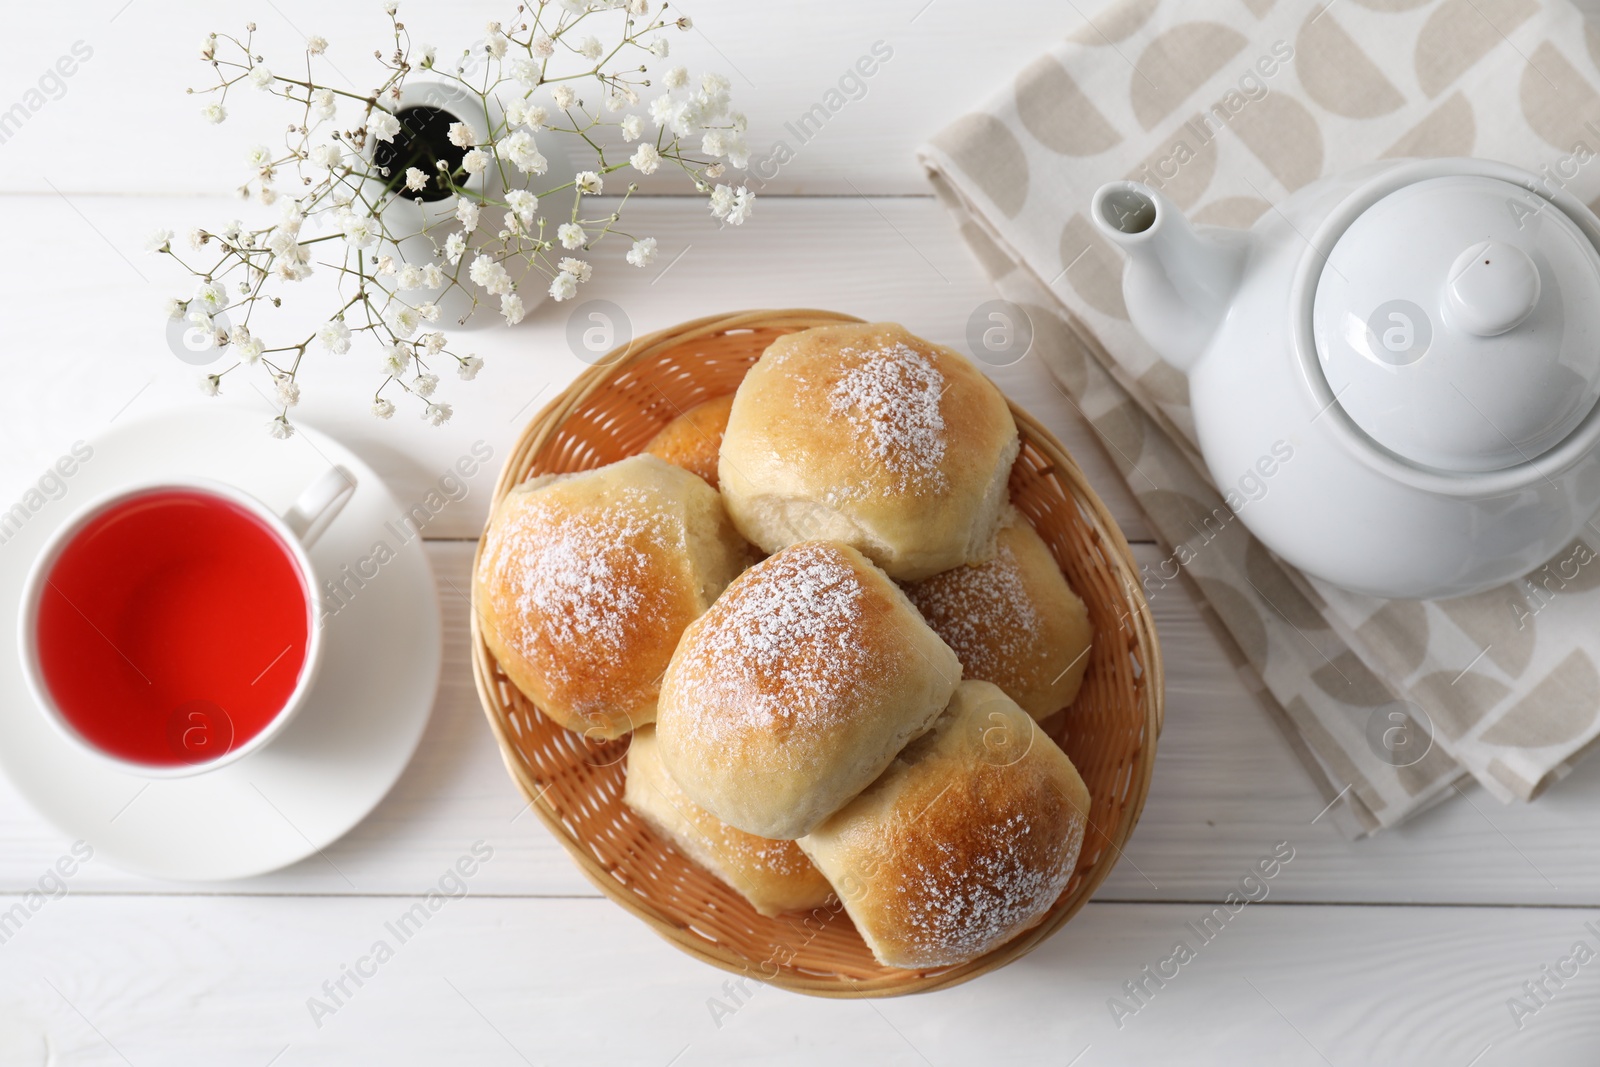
[470,309,1163,997]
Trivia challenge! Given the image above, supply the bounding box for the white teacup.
[16,467,355,778]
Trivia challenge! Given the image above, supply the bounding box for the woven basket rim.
[468,308,1164,998]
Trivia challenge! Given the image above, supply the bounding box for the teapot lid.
[1313,174,1600,473]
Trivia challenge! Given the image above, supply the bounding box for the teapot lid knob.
[1445,240,1540,337]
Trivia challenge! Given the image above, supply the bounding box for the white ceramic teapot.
[1092,158,1600,600]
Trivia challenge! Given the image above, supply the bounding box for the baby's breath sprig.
[157,0,752,437]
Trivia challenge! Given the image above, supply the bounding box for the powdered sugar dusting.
[827,342,949,493]
[905,539,1040,681]
[678,543,873,755]
[481,483,682,715]
[893,803,1081,966]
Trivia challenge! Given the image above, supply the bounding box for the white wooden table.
[2,1,1599,1063]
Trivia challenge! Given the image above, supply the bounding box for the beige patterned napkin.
[921,0,1600,833]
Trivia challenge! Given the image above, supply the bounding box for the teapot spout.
[1091,182,1249,373]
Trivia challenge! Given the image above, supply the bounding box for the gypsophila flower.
[317,319,352,353]
[709,184,754,225]
[630,143,661,174]
[506,188,538,221]
[469,253,513,295]
[194,279,227,313]
[511,56,541,87]
[341,212,378,249]
[310,142,344,170]
[626,236,657,267]
[175,7,755,437]
[727,186,754,225]
[147,229,174,253]
[268,416,294,439]
[501,292,527,325]
[380,343,410,375]
[387,305,421,337]
[548,272,577,301]
[199,374,221,397]
[367,110,400,142]
[500,131,547,175]
[649,93,685,134]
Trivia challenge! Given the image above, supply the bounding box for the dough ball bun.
[903,510,1093,720]
[644,394,735,489]
[718,322,1020,581]
[654,540,961,839]
[624,725,835,917]
[474,454,750,740]
[800,680,1091,969]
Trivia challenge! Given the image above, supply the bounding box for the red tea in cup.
[32,488,311,767]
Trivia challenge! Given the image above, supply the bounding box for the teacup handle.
[283,466,357,548]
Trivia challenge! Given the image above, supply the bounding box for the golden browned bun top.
[655,539,961,839]
[644,394,734,488]
[474,454,746,739]
[902,511,1093,720]
[717,322,1019,580]
[801,681,1091,970]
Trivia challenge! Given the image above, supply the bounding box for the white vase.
[364,77,575,329]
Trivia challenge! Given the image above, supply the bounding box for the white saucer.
[0,404,441,881]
